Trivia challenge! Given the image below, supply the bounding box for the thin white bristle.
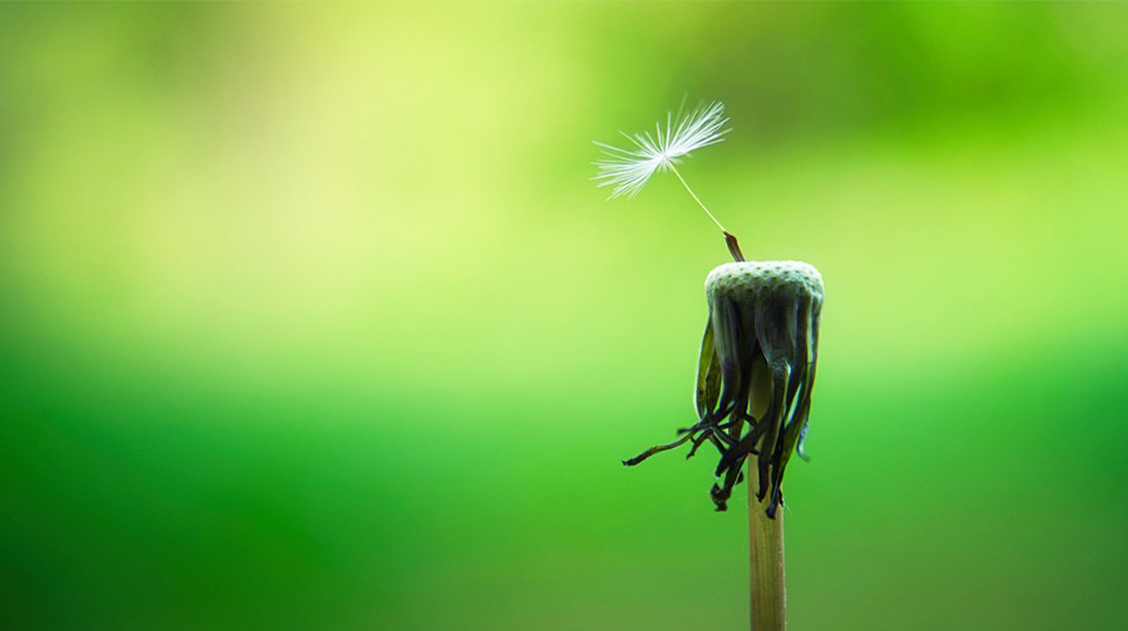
[592,101,730,200]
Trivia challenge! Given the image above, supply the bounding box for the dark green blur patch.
[2,337,1127,630]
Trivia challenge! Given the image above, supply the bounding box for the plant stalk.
[748,462,785,630]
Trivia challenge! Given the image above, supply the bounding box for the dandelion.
[601,101,827,630]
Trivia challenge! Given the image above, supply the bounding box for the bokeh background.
[2,3,1127,630]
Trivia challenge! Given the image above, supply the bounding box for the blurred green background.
[2,3,1127,630]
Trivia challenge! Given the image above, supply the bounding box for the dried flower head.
[626,261,824,518]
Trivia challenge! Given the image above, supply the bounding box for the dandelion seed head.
[593,101,730,200]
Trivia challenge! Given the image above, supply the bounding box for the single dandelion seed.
[593,101,745,261]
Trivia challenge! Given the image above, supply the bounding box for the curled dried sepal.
[625,261,823,518]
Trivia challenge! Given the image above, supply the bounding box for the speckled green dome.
[705,261,824,305]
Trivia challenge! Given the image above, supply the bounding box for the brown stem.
[748,460,785,630]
